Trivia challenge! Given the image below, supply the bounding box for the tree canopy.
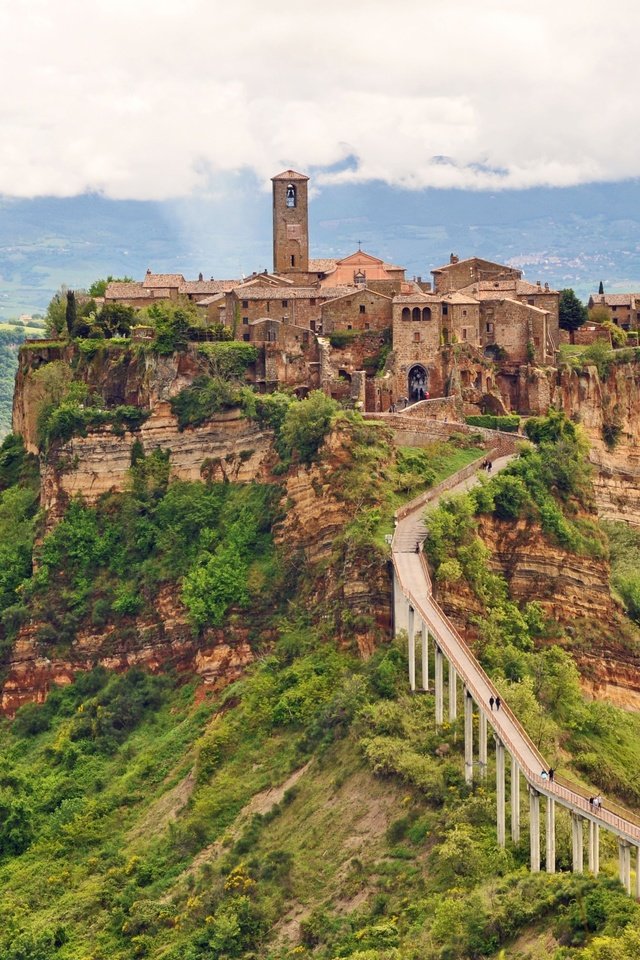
[559,289,588,332]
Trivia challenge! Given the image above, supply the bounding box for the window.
[242,317,249,325]
[267,331,276,342]
[286,184,296,207]
[528,298,534,305]
[290,255,296,267]
[365,323,370,330]
[282,300,288,307]
[442,304,448,316]
[462,328,467,340]
[462,309,467,316]
[413,331,421,343]
[347,324,352,330]
[486,322,494,333]
[243,333,250,341]
[401,307,411,321]
[266,302,270,312]
[242,300,248,309]
[534,337,540,346]
[310,298,316,306]
[360,304,366,314]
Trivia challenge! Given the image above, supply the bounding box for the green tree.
[279,391,339,463]
[559,288,588,332]
[88,276,133,298]
[97,303,134,338]
[45,287,68,338]
[65,291,77,337]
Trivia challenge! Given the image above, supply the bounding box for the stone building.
[588,292,640,330]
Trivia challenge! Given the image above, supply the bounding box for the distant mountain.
[0,176,639,317]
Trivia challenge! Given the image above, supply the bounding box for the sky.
[3,0,640,201]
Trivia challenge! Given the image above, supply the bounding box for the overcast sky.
[2,0,638,200]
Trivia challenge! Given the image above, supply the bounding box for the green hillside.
[0,409,639,958]
[0,321,45,437]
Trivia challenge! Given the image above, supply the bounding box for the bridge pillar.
[588,821,599,876]
[571,814,584,874]
[435,646,444,727]
[421,623,429,691]
[529,787,541,872]
[408,605,416,692]
[464,690,473,784]
[478,711,487,780]
[496,737,505,847]
[511,756,520,843]
[619,840,632,894]
[449,664,457,721]
[546,797,556,873]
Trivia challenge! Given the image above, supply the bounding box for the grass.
[558,343,590,361]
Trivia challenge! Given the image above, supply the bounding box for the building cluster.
[105,170,562,413]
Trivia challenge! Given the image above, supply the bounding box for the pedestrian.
[594,794,602,809]
[487,460,493,473]
[489,696,495,711]
[548,768,554,782]
[495,696,501,711]
[541,770,548,781]
[589,796,594,807]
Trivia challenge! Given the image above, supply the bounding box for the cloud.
[1,0,639,199]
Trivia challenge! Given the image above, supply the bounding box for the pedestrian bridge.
[392,453,640,896]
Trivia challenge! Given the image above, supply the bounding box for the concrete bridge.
[392,455,640,896]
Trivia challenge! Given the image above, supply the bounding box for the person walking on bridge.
[489,696,495,711]
[495,695,501,710]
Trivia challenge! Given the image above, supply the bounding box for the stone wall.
[321,288,392,334]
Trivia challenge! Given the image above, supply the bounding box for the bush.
[170,376,242,429]
[279,391,339,463]
[465,414,520,432]
[329,330,358,348]
[199,341,258,378]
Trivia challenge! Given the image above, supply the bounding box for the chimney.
[544,282,549,291]
[536,280,541,287]
[417,276,422,283]
[450,253,459,264]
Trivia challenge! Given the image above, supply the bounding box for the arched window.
[286,184,296,208]
[401,307,411,321]
[412,307,421,322]
[422,307,432,321]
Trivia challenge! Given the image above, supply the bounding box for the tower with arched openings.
[272,169,309,275]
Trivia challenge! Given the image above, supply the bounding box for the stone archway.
[408,364,428,403]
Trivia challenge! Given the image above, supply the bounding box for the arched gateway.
[408,364,428,403]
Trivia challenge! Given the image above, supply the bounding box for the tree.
[45,286,68,337]
[279,391,339,463]
[598,280,604,295]
[88,276,133,298]
[559,289,588,332]
[97,303,134,338]
[65,291,77,337]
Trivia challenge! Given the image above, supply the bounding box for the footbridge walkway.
[392,451,640,895]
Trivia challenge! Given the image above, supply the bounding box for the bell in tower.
[286,184,296,208]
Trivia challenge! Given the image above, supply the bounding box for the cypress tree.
[65,290,77,336]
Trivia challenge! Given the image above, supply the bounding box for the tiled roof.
[589,293,638,306]
[195,293,226,306]
[308,258,337,273]
[232,286,323,301]
[271,169,309,181]
[179,280,238,295]
[142,273,185,288]
[460,279,558,297]
[105,282,149,300]
[393,292,438,304]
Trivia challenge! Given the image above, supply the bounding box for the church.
[105,170,560,414]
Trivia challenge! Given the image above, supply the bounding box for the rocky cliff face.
[437,513,640,710]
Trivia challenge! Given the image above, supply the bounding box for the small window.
[462,328,467,340]
[442,304,448,316]
[365,322,370,330]
[267,331,276,342]
[462,309,467,316]
[266,302,270,312]
[528,298,534,305]
[534,337,540,346]
[282,300,288,307]
[347,324,352,330]
[612,305,617,311]
[243,333,250,341]
[310,298,316,306]
[242,300,248,309]
[360,304,366,314]
[290,255,295,267]
[242,317,249,325]
[286,183,296,208]
[486,322,494,333]
[413,331,421,343]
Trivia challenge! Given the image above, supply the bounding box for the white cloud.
[1,0,639,198]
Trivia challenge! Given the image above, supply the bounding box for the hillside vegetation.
[0,404,639,958]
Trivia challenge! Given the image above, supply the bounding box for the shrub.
[279,391,339,463]
[199,341,258,378]
[170,376,242,429]
[465,414,520,432]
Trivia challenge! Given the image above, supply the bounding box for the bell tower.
[272,169,309,275]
